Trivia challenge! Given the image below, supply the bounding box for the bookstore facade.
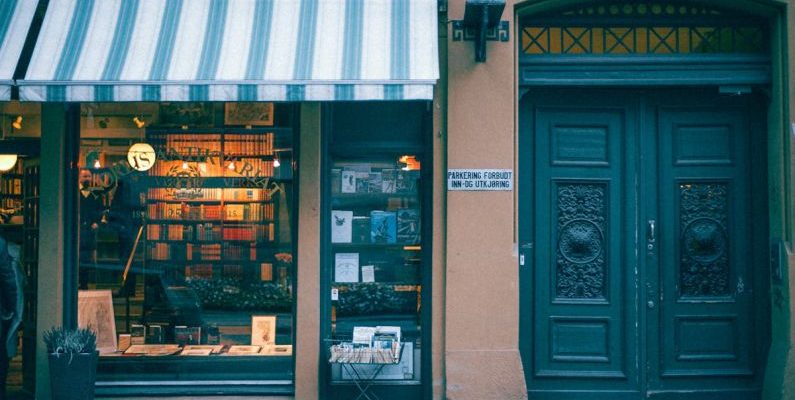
[2,0,441,399]
[4,0,795,399]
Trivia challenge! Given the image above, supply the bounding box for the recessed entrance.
[518,88,769,399]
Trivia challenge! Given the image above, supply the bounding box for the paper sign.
[447,169,513,191]
[361,265,375,283]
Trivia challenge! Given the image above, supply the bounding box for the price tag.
[331,288,339,301]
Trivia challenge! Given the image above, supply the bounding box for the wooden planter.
[47,351,98,400]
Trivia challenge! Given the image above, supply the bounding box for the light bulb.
[133,116,146,129]
[273,158,280,168]
[93,159,101,169]
[228,161,236,170]
[182,162,189,170]
[0,155,18,172]
[11,116,22,130]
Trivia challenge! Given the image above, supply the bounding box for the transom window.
[520,2,767,56]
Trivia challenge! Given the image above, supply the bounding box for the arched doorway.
[517,2,777,399]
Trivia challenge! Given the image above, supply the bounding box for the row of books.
[224,133,274,155]
[148,203,222,220]
[184,262,285,282]
[147,158,277,178]
[0,177,22,195]
[224,224,275,241]
[331,168,419,195]
[147,223,275,242]
[331,209,420,244]
[329,326,402,364]
[148,188,273,201]
[224,203,274,221]
[147,223,223,242]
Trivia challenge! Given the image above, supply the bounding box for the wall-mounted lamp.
[273,157,281,168]
[133,116,146,129]
[0,154,18,172]
[452,0,508,62]
[11,116,22,130]
[399,155,421,171]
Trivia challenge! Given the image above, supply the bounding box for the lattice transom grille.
[521,3,767,56]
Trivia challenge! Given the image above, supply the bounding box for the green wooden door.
[519,89,767,400]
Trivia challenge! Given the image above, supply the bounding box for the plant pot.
[48,351,98,400]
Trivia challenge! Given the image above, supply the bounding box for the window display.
[76,103,295,386]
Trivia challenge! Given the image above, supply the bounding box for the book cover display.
[370,211,397,243]
[331,210,353,243]
[397,208,420,243]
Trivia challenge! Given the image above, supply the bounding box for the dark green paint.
[519,89,768,400]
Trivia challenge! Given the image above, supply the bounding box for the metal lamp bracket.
[452,0,508,62]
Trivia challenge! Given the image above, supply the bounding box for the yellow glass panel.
[522,27,549,54]
[636,27,648,54]
[549,27,562,53]
[649,27,675,54]
[563,27,590,54]
[604,27,632,54]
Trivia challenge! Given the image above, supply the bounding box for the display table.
[328,341,403,400]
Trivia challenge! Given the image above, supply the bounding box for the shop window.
[520,2,767,56]
[76,103,295,392]
[323,102,431,400]
[0,102,41,398]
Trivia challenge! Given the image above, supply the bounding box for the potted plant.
[43,327,98,400]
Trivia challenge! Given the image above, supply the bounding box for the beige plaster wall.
[444,0,527,399]
[294,103,322,400]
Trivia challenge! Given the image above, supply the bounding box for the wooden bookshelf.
[145,130,287,282]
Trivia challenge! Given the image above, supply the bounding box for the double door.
[519,89,768,399]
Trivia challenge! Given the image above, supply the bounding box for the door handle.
[648,220,656,243]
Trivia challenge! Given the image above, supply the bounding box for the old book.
[355,172,370,193]
[397,208,420,243]
[341,170,356,193]
[352,216,371,243]
[330,168,342,194]
[381,169,397,193]
[368,172,383,193]
[331,210,353,243]
[370,211,397,243]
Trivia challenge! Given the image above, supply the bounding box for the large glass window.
[76,103,295,389]
[323,102,431,400]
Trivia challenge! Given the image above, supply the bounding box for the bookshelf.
[145,130,289,284]
[21,159,39,394]
[0,161,24,222]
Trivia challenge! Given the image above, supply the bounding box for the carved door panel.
[521,90,641,399]
[519,89,765,399]
[645,94,764,397]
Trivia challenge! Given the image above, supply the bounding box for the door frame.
[516,0,791,397]
[519,87,770,399]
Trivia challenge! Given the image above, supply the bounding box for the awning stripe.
[0,1,20,52]
[245,0,274,81]
[0,0,35,97]
[0,0,38,100]
[342,0,363,80]
[293,0,318,80]
[54,0,94,81]
[101,0,139,81]
[197,0,228,80]
[20,0,438,102]
[149,0,182,82]
[391,0,409,80]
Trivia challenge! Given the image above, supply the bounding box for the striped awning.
[0,0,37,100]
[18,0,439,102]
